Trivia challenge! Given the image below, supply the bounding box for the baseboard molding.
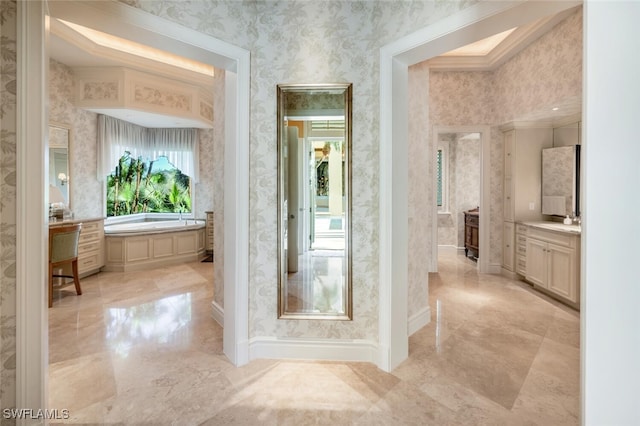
[408,306,431,336]
[249,337,378,364]
[211,300,224,327]
[437,245,461,253]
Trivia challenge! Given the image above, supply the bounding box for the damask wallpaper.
[0,0,17,415]
[425,6,582,267]
[125,0,477,341]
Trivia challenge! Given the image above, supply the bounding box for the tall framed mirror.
[277,83,352,320]
[48,123,71,209]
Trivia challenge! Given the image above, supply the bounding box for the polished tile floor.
[49,251,579,425]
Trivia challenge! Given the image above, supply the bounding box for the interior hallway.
[48,251,579,425]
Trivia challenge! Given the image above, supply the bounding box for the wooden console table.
[464,208,479,259]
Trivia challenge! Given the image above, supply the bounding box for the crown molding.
[427,6,580,72]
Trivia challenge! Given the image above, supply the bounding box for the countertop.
[520,221,581,235]
[49,216,105,226]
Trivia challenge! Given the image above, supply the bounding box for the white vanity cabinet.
[525,225,580,306]
[501,126,553,274]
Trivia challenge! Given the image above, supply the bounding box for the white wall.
[582,1,640,424]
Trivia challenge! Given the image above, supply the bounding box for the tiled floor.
[48,250,579,425]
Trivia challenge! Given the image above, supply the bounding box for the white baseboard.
[437,244,462,253]
[408,306,431,336]
[211,300,224,327]
[500,267,519,279]
[249,337,378,364]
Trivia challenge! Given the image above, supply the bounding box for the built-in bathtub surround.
[104,219,206,272]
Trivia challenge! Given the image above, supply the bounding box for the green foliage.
[106,152,192,217]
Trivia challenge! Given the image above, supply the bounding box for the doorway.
[431,126,490,274]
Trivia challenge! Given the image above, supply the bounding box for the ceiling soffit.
[427,8,578,72]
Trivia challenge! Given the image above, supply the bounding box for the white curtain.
[97,115,200,182]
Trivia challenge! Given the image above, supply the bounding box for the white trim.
[408,306,431,336]
[380,0,582,373]
[438,245,464,253]
[16,0,48,415]
[211,301,224,327]
[249,337,378,363]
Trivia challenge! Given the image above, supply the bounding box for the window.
[98,115,198,218]
[106,153,191,217]
[437,141,449,213]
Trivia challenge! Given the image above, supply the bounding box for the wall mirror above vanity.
[277,83,353,320]
[542,121,581,218]
[48,122,71,211]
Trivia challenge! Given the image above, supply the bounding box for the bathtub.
[103,219,207,272]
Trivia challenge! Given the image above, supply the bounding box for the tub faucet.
[179,208,183,222]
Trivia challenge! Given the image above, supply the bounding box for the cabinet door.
[547,243,577,303]
[526,238,547,287]
[503,130,514,178]
[503,177,514,222]
[503,222,515,271]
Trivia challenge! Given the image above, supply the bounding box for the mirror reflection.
[542,144,580,218]
[49,123,71,212]
[277,83,352,320]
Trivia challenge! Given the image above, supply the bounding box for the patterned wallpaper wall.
[0,0,17,414]
[127,0,476,340]
[425,7,583,267]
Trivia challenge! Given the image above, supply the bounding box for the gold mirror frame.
[277,83,353,320]
[48,122,71,210]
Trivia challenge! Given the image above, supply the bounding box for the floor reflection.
[286,250,345,314]
[106,293,192,358]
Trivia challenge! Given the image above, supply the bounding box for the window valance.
[97,115,199,182]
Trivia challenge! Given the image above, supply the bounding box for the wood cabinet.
[525,225,580,306]
[464,208,479,259]
[501,126,553,273]
[50,217,104,278]
[205,211,214,254]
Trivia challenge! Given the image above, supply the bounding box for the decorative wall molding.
[74,67,213,128]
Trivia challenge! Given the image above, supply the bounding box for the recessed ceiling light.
[552,107,559,111]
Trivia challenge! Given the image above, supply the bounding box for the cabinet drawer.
[79,240,101,254]
[80,221,101,233]
[79,231,101,245]
[78,253,100,273]
[516,224,528,234]
[465,215,479,226]
[528,227,577,248]
[516,255,527,275]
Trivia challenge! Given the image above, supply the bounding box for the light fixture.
[58,172,68,185]
[552,107,560,111]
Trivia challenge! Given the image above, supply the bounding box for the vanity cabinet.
[501,126,552,273]
[205,211,214,254]
[525,226,580,306]
[515,223,528,276]
[50,217,104,278]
